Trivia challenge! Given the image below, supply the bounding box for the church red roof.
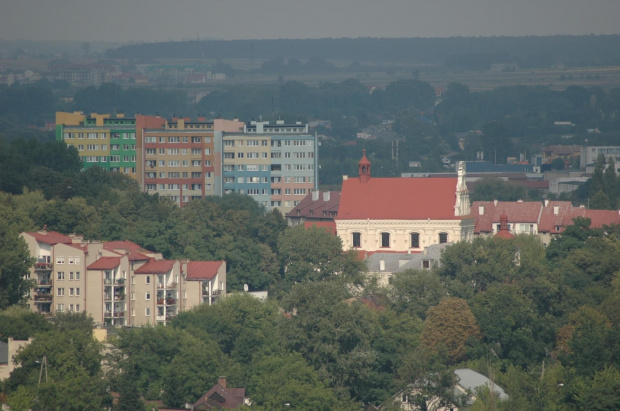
[338,177,458,220]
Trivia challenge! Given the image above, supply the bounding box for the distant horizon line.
[2,32,620,45]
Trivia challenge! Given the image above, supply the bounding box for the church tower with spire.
[358,149,371,184]
[454,161,471,217]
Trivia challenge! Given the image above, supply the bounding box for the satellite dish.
[243,284,249,292]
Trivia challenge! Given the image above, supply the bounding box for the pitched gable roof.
[192,382,245,409]
[472,201,543,233]
[134,259,175,274]
[103,240,150,261]
[338,177,458,220]
[186,261,224,280]
[87,257,121,270]
[286,191,340,219]
[25,231,72,245]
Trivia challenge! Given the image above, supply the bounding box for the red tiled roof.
[304,221,337,234]
[103,240,151,261]
[538,201,576,232]
[186,261,224,280]
[25,231,72,245]
[134,259,175,274]
[87,257,121,270]
[338,177,459,220]
[583,209,620,228]
[472,201,543,233]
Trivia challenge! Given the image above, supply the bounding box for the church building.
[335,150,474,252]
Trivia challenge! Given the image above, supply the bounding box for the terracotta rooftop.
[338,177,459,220]
[186,261,224,280]
[134,259,176,274]
[472,200,620,234]
[87,257,121,270]
[103,240,151,261]
[192,380,245,409]
[25,230,72,245]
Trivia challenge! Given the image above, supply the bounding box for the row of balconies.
[202,289,222,296]
[103,294,125,301]
[156,298,177,305]
[104,311,126,318]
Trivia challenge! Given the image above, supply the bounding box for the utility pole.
[38,356,48,387]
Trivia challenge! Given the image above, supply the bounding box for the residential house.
[285,190,340,226]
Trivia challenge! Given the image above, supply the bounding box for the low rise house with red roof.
[335,151,474,252]
[21,228,227,326]
[183,261,227,308]
[471,199,620,245]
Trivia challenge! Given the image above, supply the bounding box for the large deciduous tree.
[421,297,480,363]
[0,217,34,309]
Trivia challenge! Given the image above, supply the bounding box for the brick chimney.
[218,376,227,388]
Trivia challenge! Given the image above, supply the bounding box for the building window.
[57,304,64,312]
[76,288,80,296]
[56,257,65,264]
[145,292,151,301]
[69,272,74,280]
[146,276,151,284]
[57,271,65,280]
[145,308,151,317]
[422,260,431,269]
[131,308,135,317]
[57,288,64,296]
[131,292,135,300]
[439,232,448,244]
[75,304,80,312]
[411,233,420,248]
[75,271,80,280]
[352,232,361,248]
[69,288,74,296]
[381,232,390,248]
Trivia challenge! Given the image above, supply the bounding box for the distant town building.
[218,120,318,213]
[286,190,340,226]
[335,151,474,252]
[581,145,620,173]
[56,112,138,178]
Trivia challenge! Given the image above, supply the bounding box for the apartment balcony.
[37,278,53,287]
[115,278,125,285]
[37,311,52,317]
[34,262,53,272]
[157,282,177,289]
[166,298,176,305]
[114,294,125,301]
[104,294,112,301]
[104,311,112,317]
[156,298,165,305]
[104,279,113,285]
[113,311,125,318]
[202,289,222,297]
[34,295,53,302]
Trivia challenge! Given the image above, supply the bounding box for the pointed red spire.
[359,149,371,183]
[495,212,515,239]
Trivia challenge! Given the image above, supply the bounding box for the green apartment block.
[56,112,137,178]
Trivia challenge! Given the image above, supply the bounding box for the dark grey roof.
[0,341,8,364]
[466,161,534,173]
[455,368,508,400]
[366,243,450,273]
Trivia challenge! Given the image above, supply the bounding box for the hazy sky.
[2,0,619,43]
